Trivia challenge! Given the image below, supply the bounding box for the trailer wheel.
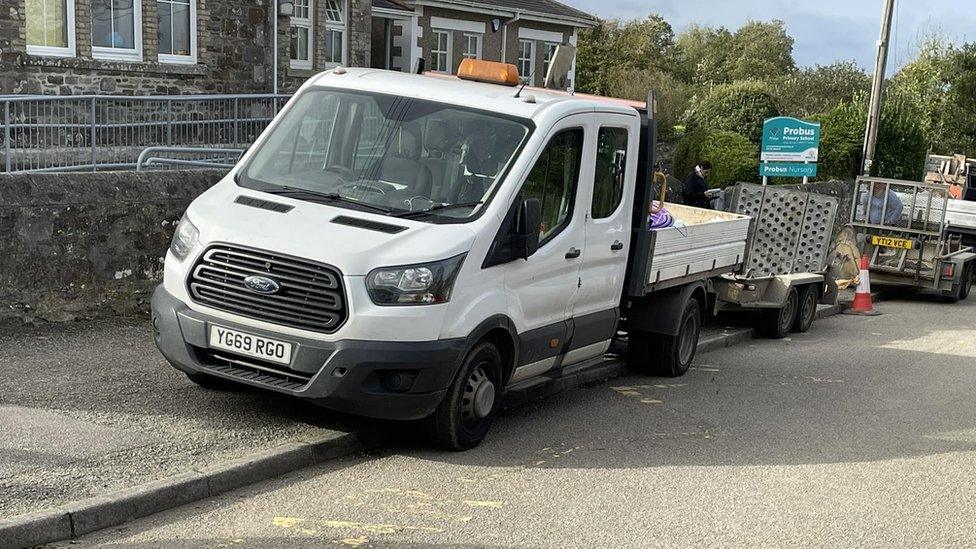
[760,287,798,339]
[791,285,818,334]
[427,342,501,451]
[628,299,701,378]
[960,264,973,301]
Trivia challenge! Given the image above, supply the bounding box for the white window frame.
[26,0,77,57]
[290,0,314,70]
[462,32,481,60]
[157,0,197,64]
[517,39,534,83]
[431,29,452,73]
[321,0,347,67]
[91,0,143,62]
[542,42,558,80]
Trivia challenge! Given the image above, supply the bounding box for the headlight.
[366,254,466,305]
[170,216,200,262]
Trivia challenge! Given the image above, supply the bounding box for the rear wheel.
[428,342,501,451]
[628,299,701,378]
[791,285,818,334]
[760,286,798,339]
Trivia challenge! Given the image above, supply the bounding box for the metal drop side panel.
[729,183,839,277]
[642,204,750,290]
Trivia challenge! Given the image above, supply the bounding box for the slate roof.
[479,0,596,23]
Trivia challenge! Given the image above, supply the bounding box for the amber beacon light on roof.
[456,59,521,87]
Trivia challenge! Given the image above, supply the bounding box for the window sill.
[26,46,77,58]
[21,56,209,76]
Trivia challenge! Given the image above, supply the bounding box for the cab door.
[504,118,592,381]
[566,117,639,366]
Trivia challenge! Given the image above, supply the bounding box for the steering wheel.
[337,182,389,196]
[403,196,435,211]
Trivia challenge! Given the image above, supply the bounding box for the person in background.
[682,160,714,209]
[864,184,904,225]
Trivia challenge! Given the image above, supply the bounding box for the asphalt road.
[55,295,976,548]
[0,318,366,518]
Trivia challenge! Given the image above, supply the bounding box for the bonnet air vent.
[331,215,408,234]
[234,196,294,213]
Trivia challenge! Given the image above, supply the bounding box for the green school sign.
[760,161,818,178]
[760,117,821,162]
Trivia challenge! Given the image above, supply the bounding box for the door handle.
[565,247,581,259]
[611,240,624,251]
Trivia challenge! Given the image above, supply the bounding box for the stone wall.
[0,0,371,95]
[0,170,223,324]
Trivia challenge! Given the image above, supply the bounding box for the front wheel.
[760,286,799,339]
[427,342,501,451]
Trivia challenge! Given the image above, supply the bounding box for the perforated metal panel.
[728,183,839,277]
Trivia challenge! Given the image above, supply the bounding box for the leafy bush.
[815,91,928,180]
[674,130,760,188]
[605,68,691,141]
[683,81,781,143]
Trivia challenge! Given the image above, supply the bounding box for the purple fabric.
[648,202,674,229]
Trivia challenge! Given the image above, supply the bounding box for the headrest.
[426,120,456,153]
[392,128,421,160]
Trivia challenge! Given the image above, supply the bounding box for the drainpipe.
[500,11,521,64]
[273,2,278,94]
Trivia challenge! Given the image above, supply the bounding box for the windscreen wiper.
[265,186,392,214]
[392,202,484,219]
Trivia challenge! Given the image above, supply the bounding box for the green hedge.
[675,130,760,188]
[683,81,781,143]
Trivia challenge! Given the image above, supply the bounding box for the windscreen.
[239,88,532,221]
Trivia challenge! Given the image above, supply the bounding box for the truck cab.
[152,61,642,449]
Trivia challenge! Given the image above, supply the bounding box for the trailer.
[850,176,976,301]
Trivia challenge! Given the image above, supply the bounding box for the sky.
[565,0,976,71]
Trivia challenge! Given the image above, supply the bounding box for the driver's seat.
[378,129,433,198]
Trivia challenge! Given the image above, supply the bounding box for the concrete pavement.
[55,296,976,548]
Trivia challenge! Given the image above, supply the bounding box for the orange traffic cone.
[845,255,881,316]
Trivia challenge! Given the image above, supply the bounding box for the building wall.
[415,6,577,87]
[0,0,371,96]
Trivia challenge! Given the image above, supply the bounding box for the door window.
[592,127,628,219]
[517,128,584,245]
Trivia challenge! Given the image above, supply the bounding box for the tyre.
[791,285,818,334]
[428,342,501,451]
[760,286,799,339]
[960,264,973,301]
[627,299,701,378]
[185,371,236,390]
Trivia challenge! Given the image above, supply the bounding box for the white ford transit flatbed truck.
[152,60,831,450]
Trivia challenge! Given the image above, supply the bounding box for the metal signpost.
[760,117,821,185]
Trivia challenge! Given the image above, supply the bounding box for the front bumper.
[151,286,465,420]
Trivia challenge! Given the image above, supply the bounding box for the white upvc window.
[290,0,313,69]
[26,0,76,57]
[91,0,142,61]
[543,42,558,79]
[431,29,451,73]
[517,39,534,83]
[322,0,347,66]
[462,33,481,60]
[158,0,196,64]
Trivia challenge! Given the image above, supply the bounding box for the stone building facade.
[0,0,594,96]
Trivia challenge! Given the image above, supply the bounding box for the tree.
[675,20,796,85]
[576,14,679,96]
[604,69,691,141]
[683,81,781,143]
[774,61,871,118]
[675,130,760,187]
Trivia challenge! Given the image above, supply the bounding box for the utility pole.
[862,0,896,176]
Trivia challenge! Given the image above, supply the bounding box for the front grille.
[188,244,346,333]
[198,350,311,391]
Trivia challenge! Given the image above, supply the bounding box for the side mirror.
[516,198,542,259]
